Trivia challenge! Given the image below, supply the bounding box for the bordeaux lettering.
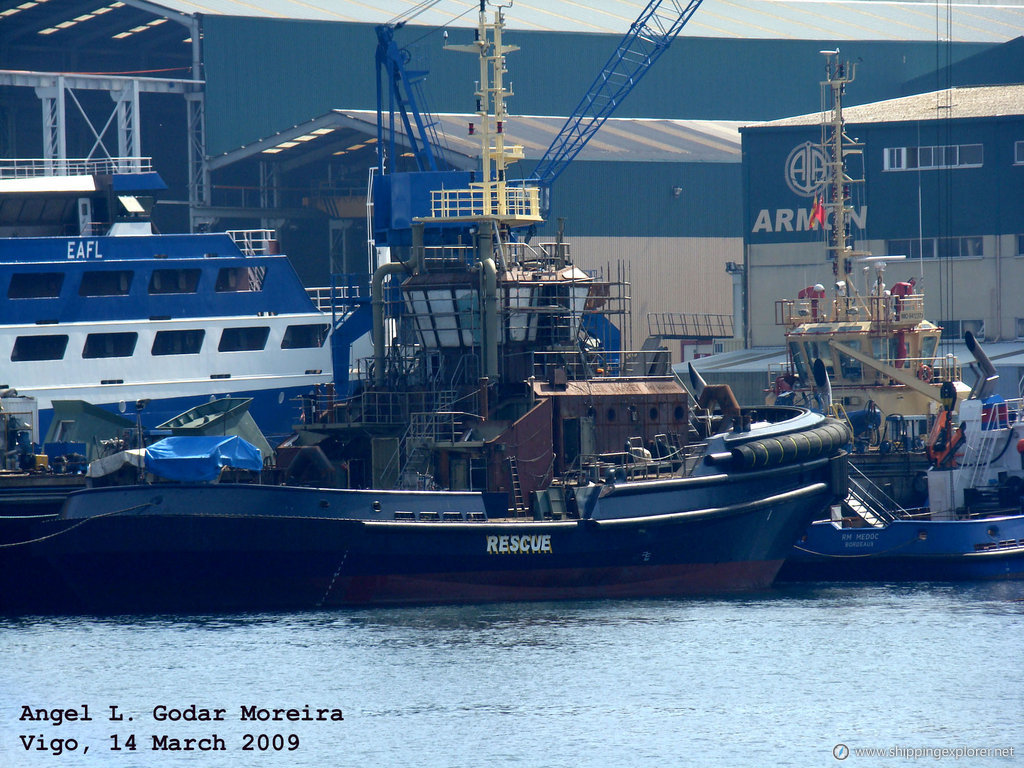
[66,240,104,259]
[152,705,227,721]
[152,734,226,751]
[19,705,92,726]
[486,534,552,554]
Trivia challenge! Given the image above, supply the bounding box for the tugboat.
[2,4,849,614]
[768,52,969,504]
[780,332,1024,582]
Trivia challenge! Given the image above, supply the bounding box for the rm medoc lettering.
[486,534,552,554]
[751,206,867,234]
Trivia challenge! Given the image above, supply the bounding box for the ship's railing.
[648,312,733,340]
[308,274,369,313]
[427,184,542,222]
[531,348,671,380]
[0,156,153,178]
[776,293,927,328]
[409,410,479,445]
[226,229,278,256]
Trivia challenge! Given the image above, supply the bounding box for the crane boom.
[529,0,704,188]
[375,24,450,174]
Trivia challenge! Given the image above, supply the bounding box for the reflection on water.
[2,583,1022,767]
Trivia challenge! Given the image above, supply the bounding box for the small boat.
[779,332,1024,582]
[0,6,850,614]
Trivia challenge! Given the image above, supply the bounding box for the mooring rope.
[0,503,154,549]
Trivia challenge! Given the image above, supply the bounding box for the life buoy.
[916,364,933,383]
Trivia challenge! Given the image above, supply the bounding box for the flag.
[810,195,826,229]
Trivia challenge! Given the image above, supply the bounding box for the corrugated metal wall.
[534,161,742,239]
[565,235,740,351]
[742,113,1024,344]
[200,15,993,155]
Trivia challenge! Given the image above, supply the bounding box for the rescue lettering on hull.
[486,534,552,554]
[751,206,867,234]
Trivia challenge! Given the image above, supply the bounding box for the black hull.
[1,461,842,614]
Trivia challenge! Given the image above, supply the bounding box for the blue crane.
[529,0,704,191]
[375,23,452,174]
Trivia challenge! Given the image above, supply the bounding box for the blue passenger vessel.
[0,158,341,440]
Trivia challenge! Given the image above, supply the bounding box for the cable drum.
[724,421,851,471]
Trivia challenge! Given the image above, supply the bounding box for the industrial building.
[741,82,1024,348]
[2,0,1023,364]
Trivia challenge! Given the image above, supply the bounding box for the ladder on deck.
[845,467,899,525]
[507,456,526,515]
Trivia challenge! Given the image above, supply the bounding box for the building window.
[1015,141,1024,165]
[218,326,269,352]
[281,323,330,349]
[12,334,69,361]
[887,236,982,259]
[939,319,984,342]
[1016,318,1024,339]
[80,270,133,296]
[152,329,205,356]
[8,272,64,299]
[215,266,266,292]
[883,143,983,171]
[149,269,200,294]
[1018,234,1024,257]
[83,332,138,359]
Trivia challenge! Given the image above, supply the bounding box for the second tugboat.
[3,3,849,614]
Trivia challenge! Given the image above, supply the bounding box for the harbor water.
[2,583,1022,767]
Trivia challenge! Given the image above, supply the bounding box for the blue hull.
[778,514,1024,582]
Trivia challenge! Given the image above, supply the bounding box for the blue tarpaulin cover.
[144,435,263,482]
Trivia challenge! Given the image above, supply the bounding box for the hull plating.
[779,514,1024,582]
[3,474,835,614]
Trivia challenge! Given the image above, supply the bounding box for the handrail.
[0,156,153,178]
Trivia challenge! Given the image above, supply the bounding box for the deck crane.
[375,10,454,174]
[528,0,704,200]
[371,0,705,246]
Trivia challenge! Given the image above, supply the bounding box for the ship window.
[788,342,808,382]
[12,334,69,362]
[921,335,938,362]
[149,269,200,294]
[152,329,205,356]
[80,270,133,296]
[837,340,862,381]
[281,323,330,349]
[804,341,833,376]
[215,266,266,292]
[83,332,138,359]
[218,326,269,352]
[9,272,64,299]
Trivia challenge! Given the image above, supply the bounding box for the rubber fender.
[727,420,851,471]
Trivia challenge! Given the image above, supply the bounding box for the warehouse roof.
[749,83,1024,128]
[209,109,742,171]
